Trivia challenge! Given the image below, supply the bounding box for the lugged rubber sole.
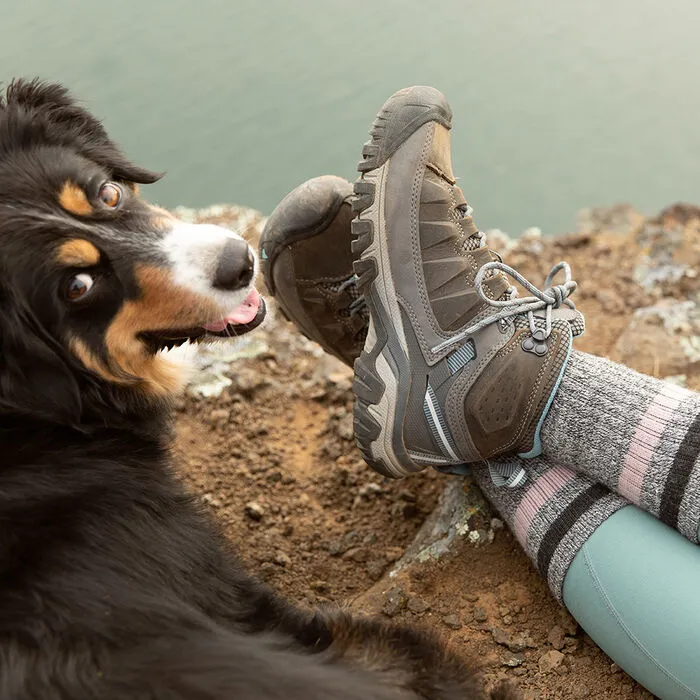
[351,87,451,479]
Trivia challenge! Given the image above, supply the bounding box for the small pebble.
[273,551,291,567]
[491,627,509,646]
[244,502,264,521]
[407,597,430,614]
[547,625,566,650]
[442,614,462,630]
[501,653,524,668]
[474,606,488,622]
[382,586,408,618]
[539,650,565,673]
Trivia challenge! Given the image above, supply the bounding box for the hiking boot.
[351,86,584,478]
[259,176,366,367]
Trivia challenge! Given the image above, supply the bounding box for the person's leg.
[475,459,700,700]
[539,351,700,542]
[564,507,700,700]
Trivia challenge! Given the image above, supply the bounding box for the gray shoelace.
[431,260,578,355]
[338,274,367,316]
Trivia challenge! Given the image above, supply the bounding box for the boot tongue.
[456,203,484,253]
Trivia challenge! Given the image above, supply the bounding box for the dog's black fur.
[0,80,515,699]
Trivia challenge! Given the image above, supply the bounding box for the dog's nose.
[213,238,255,291]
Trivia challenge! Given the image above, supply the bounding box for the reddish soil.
[172,204,699,699]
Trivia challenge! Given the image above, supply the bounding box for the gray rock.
[611,300,700,377]
[474,606,488,623]
[382,586,408,618]
[442,614,462,630]
[491,627,510,646]
[389,478,495,573]
[501,653,524,668]
[633,209,698,292]
[507,634,537,653]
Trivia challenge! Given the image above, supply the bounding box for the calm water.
[4,0,700,234]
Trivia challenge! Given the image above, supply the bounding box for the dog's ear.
[3,78,163,185]
[0,292,83,425]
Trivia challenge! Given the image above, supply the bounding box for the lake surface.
[4,0,700,234]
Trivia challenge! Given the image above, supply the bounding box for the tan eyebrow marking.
[58,181,93,217]
[56,239,101,267]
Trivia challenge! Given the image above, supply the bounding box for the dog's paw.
[319,608,496,700]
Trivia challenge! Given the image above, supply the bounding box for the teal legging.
[563,506,700,700]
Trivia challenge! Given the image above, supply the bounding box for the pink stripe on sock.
[513,466,577,548]
[618,383,687,504]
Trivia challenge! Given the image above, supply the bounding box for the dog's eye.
[98,183,122,209]
[66,273,94,301]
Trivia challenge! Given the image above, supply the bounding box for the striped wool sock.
[541,351,700,542]
[473,458,627,601]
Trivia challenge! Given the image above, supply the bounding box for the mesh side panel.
[513,316,531,330]
[356,323,369,344]
[570,314,586,337]
[318,280,368,320]
[318,281,361,300]
[514,313,585,337]
[462,231,482,252]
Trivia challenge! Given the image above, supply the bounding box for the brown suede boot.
[350,86,584,478]
[260,176,366,367]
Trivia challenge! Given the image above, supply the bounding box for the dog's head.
[0,79,266,428]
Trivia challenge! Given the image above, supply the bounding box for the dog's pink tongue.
[203,288,260,331]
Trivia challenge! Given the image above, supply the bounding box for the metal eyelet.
[498,318,512,334]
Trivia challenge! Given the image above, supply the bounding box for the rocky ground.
[171,202,699,699]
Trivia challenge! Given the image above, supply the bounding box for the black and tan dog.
[0,79,513,699]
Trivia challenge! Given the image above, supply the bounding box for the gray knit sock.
[541,351,700,542]
[473,457,627,601]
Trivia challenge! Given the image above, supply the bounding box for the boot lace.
[430,208,578,354]
[338,274,367,317]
